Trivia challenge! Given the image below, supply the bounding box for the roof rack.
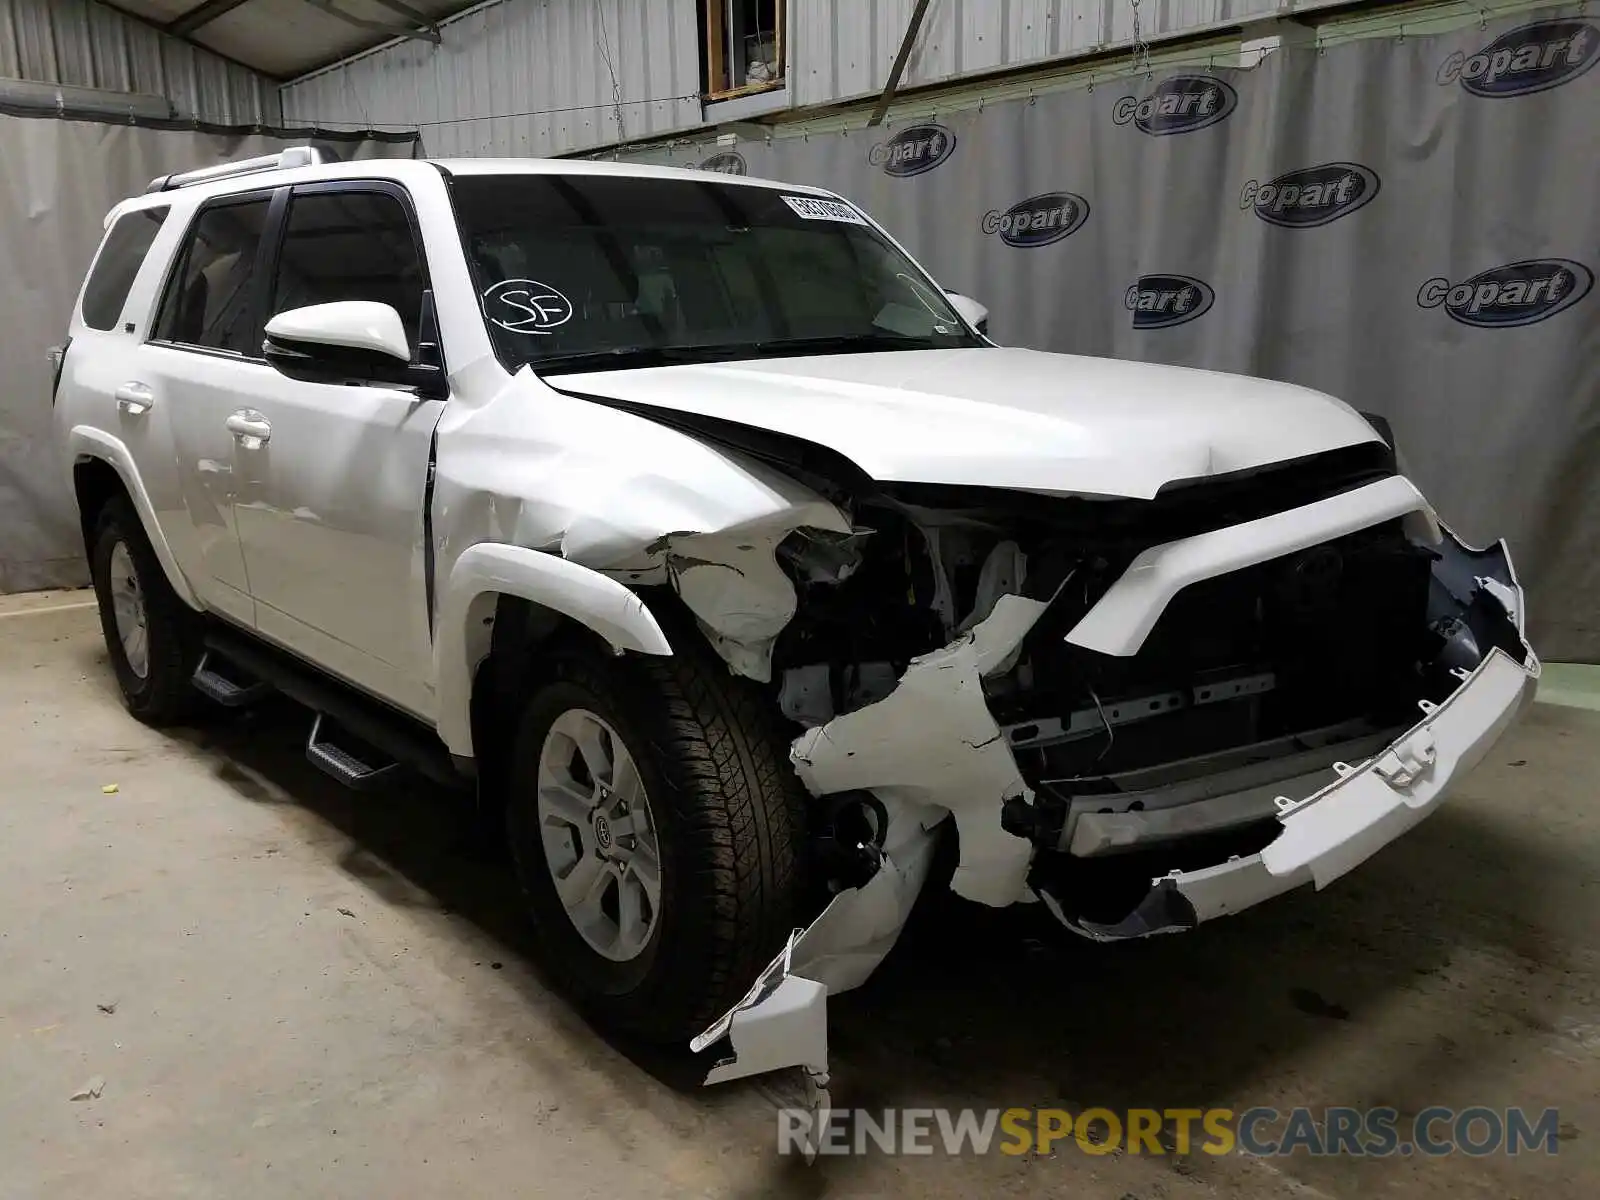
[145,145,324,194]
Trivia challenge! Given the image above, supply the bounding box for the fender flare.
[67,425,201,610]
[433,542,673,757]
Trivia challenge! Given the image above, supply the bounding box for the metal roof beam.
[167,0,256,38]
[367,0,441,29]
[300,0,442,44]
[869,0,934,127]
[95,1,281,80]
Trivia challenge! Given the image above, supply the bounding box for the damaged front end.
[685,442,1538,1098]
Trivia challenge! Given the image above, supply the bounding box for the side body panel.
[138,346,265,625]
[428,370,853,757]
[54,195,209,613]
[130,186,290,628]
[233,378,444,718]
[61,425,198,610]
[217,173,475,718]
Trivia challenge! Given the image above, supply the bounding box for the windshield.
[450,173,983,373]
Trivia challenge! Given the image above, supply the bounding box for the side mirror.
[264,301,444,398]
[943,291,990,337]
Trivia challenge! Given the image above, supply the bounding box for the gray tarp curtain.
[3,14,1594,661]
[633,8,1600,661]
[0,116,418,594]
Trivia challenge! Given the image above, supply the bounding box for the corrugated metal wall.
[0,0,278,125]
[280,0,703,158]
[279,0,1374,158]
[788,0,1357,107]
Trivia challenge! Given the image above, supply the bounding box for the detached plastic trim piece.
[1066,475,1432,657]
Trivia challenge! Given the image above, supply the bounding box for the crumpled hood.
[544,347,1382,500]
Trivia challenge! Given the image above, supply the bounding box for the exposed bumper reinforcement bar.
[1041,641,1538,940]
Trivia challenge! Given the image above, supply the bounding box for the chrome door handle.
[114,382,154,416]
[225,410,272,445]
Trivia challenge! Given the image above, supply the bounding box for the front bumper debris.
[692,522,1537,1104]
[1041,530,1538,938]
[1038,641,1538,939]
[690,798,942,1102]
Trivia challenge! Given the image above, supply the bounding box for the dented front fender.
[433,542,674,757]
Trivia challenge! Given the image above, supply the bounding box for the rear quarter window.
[81,207,170,331]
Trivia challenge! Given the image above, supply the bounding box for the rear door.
[232,181,444,717]
[137,190,281,626]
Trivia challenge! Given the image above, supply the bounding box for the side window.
[154,198,272,354]
[268,191,426,355]
[81,207,169,331]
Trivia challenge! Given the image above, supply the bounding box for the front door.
[232,183,443,718]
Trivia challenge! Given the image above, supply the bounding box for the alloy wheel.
[535,707,663,962]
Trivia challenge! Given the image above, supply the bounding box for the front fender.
[67,425,200,610]
[433,542,672,757]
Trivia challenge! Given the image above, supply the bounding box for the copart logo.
[1417,259,1594,328]
[1112,74,1238,135]
[981,192,1089,248]
[698,151,747,174]
[1436,19,1598,98]
[482,279,573,335]
[868,124,957,177]
[1126,274,1215,329]
[1240,162,1380,228]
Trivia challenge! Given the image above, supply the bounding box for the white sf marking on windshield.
[484,279,573,334]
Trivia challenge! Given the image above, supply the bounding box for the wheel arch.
[68,427,199,610]
[435,542,673,758]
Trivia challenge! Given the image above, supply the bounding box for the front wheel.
[506,647,808,1044]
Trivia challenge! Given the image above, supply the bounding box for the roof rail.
[145,145,324,194]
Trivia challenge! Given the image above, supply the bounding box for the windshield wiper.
[533,332,955,375]
[738,332,949,357]
[531,345,744,374]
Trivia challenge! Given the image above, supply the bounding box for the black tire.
[506,643,808,1044]
[88,495,203,725]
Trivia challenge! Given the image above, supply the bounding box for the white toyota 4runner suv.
[55,148,1537,1103]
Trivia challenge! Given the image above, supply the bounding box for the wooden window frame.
[703,0,785,102]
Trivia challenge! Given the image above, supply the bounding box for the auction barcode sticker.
[781,195,868,225]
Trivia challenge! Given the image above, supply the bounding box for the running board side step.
[306,713,401,791]
[199,625,467,791]
[192,651,273,707]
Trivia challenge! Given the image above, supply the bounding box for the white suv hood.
[545,347,1382,500]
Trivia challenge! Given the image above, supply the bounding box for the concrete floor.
[2,590,1596,1199]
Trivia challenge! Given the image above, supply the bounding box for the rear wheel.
[506,645,808,1043]
[88,496,202,725]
